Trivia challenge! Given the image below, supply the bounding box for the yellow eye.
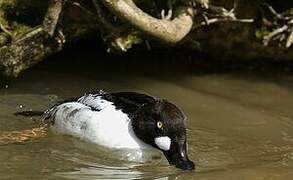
[157,121,163,129]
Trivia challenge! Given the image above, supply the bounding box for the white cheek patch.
[154,136,171,151]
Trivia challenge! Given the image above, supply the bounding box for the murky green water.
[1,59,293,179]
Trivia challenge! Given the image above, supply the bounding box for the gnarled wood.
[100,0,195,44]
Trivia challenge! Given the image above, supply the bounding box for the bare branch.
[264,3,284,20]
[0,21,12,37]
[100,0,194,44]
[195,17,253,29]
[195,2,253,29]
[263,25,288,46]
[204,17,252,25]
[286,29,293,48]
[161,0,173,20]
[161,9,173,21]
[260,4,293,48]
[264,3,293,22]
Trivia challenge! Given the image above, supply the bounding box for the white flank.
[77,94,111,110]
[51,98,153,151]
[155,136,171,151]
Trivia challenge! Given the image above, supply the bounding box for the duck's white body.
[45,91,195,170]
[50,95,152,150]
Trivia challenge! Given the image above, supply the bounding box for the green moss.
[0,0,51,39]
[255,14,284,41]
[283,8,293,16]
[255,27,270,40]
[0,1,17,13]
[108,32,143,53]
[11,23,31,37]
[0,32,10,46]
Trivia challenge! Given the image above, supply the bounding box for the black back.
[102,92,156,114]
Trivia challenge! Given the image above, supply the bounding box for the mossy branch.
[0,0,64,77]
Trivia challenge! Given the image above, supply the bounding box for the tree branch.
[43,0,63,36]
[286,28,293,48]
[0,21,12,37]
[100,0,195,44]
[261,4,293,48]
[263,25,288,46]
[194,3,253,29]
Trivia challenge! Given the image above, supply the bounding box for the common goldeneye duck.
[44,91,195,170]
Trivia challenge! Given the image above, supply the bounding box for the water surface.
[1,59,293,179]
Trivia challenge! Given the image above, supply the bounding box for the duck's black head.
[132,99,195,170]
